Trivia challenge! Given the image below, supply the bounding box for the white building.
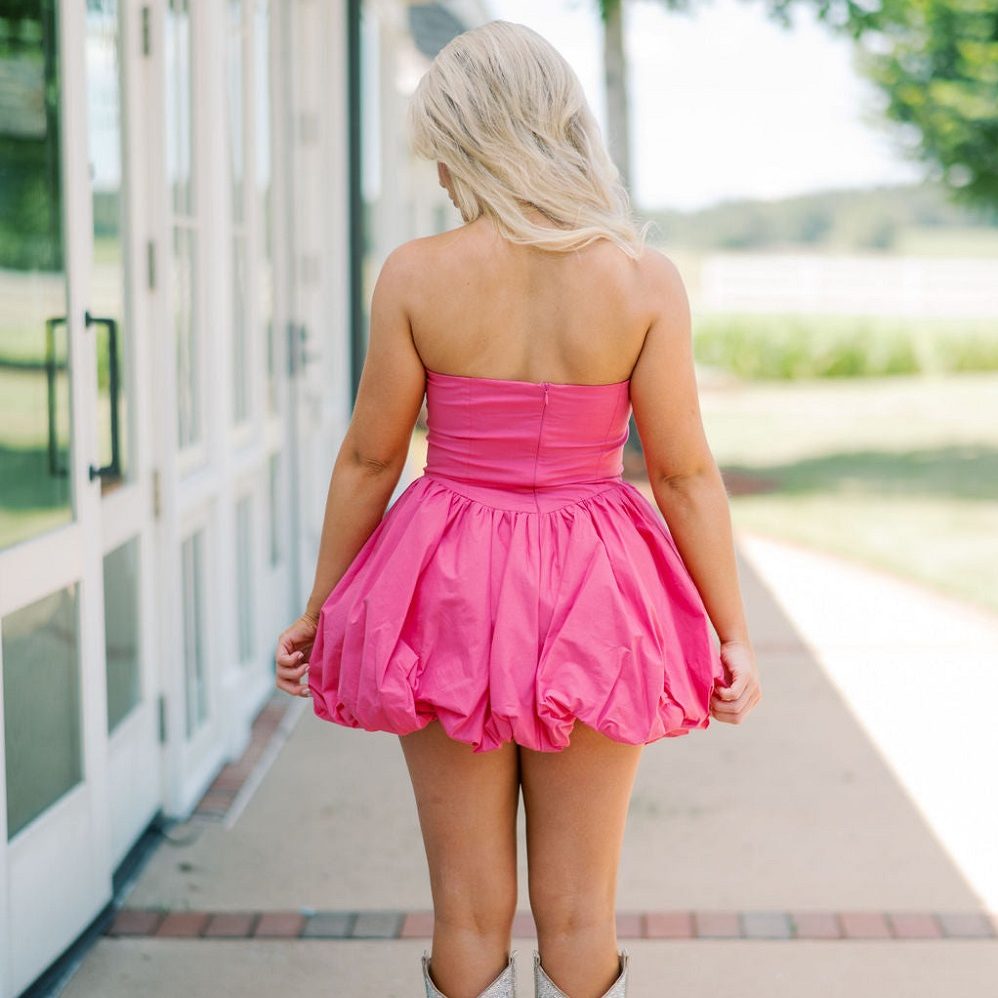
[0,1,488,993]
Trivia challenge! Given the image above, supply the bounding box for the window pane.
[86,0,130,487]
[173,226,198,448]
[0,1,73,550]
[104,537,141,732]
[255,0,276,415]
[268,451,280,566]
[232,232,248,422]
[182,529,208,737]
[3,585,82,840]
[166,0,200,450]
[227,0,249,424]
[227,0,244,224]
[235,495,253,662]
[166,0,193,216]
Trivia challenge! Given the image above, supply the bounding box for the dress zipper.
[532,383,550,513]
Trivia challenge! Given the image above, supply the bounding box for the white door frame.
[97,0,162,874]
[0,3,112,993]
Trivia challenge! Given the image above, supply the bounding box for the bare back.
[347,213,713,492]
[407,216,653,386]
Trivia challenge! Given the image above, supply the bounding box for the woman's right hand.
[275,611,319,698]
[710,639,762,724]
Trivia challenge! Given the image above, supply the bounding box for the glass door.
[282,0,331,603]
[0,1,111,993]
[86,0,160,871]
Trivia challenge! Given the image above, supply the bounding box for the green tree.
[847,0,998,212]
[597,0,998,214]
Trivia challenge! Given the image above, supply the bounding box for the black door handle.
[85,310,122,483]
[45,315,69,478]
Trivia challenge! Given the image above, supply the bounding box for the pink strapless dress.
[308,368,728,753]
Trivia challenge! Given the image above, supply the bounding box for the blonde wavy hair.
[406,19,654,258]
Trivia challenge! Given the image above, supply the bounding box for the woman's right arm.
[630,249,760,724]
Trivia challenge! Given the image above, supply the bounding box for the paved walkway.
[59,529,998,997]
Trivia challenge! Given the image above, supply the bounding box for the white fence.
[695,253,998,319]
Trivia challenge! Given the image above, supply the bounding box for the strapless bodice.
[421,368,632,512]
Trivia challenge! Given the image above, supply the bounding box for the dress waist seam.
[421,472,626,514]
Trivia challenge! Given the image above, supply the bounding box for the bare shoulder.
[375,228,465,298]
[635,243,681,283]
[370,236,442,327]
[634,244,690,327]
[376,235,430,287]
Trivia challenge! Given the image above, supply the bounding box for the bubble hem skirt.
[308,474,728,754]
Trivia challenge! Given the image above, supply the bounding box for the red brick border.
[193,695,295,820]
[105,908,998,941]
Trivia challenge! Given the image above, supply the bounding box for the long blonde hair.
[406,19,654,258]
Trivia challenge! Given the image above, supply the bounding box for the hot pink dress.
[308,368,728,753]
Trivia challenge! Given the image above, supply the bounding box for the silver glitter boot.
[533,948,629,998]
[422,948,518,998]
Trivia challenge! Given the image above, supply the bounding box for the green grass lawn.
[699,371,998,616]
[0,367,72,549]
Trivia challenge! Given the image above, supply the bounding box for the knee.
[528,876,616,939]
[433,875,518,938]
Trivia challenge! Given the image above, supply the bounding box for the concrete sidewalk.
[60,530,998,997]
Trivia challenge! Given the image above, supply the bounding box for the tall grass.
[693,314,998,379]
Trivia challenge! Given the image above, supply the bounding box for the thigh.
[520,721,643,912]
[398,720,521,910]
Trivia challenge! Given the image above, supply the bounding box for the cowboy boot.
[422,948,518,997]
[533,948,629,997]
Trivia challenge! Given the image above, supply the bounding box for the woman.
[275,19,760,998]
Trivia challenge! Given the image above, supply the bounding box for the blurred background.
[0,0,995,994]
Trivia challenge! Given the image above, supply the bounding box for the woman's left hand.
[275,612,319,698]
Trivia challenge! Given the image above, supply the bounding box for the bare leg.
[399,721,520,998]
[520,721,643,997]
